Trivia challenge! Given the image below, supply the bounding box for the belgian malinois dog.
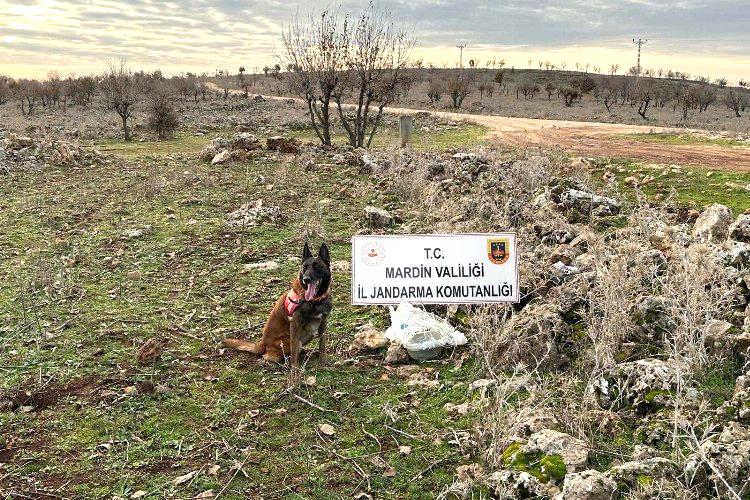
[224,242,332,381]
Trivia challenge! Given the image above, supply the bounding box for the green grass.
[90,122,487,160]
[0,127,486,498]
[286,123,488,150]
[622,132,749,148]
[590,159,750,214]
[92,131,225,157]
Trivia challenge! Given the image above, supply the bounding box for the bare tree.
[723,88,749,118]
[596,77,619,111]
[633,82,653,119]
[10,78,39,116]
[100,60,146,141]
[282,9,349,146]
[0,75,10,105]
[696,85,716,113]
[678,86,700,120]
[447,73,471,108]
[427,79,444,104]
[284,5,413,148]
[544,81,555,99]
[333,6,413,147]
[561,86,581,107]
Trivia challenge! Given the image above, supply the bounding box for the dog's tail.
[224,338,265,354]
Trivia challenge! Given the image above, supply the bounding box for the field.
[2,81,750,499]
[0,120,488,498]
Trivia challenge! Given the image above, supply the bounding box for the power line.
[633,37,647,76]
[456,44,466,69]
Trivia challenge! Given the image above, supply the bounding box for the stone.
[243,261,278,271]
[559,188,621,216]
[226,200,279,227]
[348,328,386,354]
[630,295,678,343]
[524,429,589,472]
[231,132,261,151]
[198,145,218,161]
[607,457,676,487]
[592,358,686,410]
[684,422,750,496]
[266,136,300,154]
[704,319,734,352]
[729,214,750,242]
[555,470,617,500]
[495,303,568,371]
[384,343,410,364]
[486,470,548,499]
[211,149,232,165]
[364,206,394,227]
[692,204,732,243]
[649,231,671,253]
[360,154,379,173]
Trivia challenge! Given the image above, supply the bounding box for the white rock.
[211,149,232,165]
[524,429,589,472]
[729,214,750,242]
[364,206,394,227]
[692,204,732,243]
[244,261,278,271]
[555,470,617,500]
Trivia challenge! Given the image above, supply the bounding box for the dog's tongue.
[305,282,317,301]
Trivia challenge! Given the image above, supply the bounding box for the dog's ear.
[302,241,313,261]
[318,243,330,267]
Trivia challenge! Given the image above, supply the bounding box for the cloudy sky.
[1,0,748,82]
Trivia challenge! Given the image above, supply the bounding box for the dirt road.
[210,83,750,171]
[390,105,750,171]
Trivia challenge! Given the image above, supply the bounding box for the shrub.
[517,80,540,100]
[447,74,471,108]
[561,87,581,106]
[477,81,494,99]
[494,70,505,87]
[147,88,179,140]
[570,75,596,94]
[427,80,444,104]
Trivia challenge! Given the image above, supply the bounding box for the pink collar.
[284,290,303,316]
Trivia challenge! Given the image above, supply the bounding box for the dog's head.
[299,242,331,301]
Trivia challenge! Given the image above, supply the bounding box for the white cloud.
[0,0,747,81]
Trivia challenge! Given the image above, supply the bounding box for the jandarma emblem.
[487,238,510,265]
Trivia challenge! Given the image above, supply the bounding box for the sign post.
[399,115,413,147]
[351,233,519,305]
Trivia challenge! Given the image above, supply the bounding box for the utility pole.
[456,44,466,69]
[633,38,648,76]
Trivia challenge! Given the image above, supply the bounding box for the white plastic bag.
[384,301,467,360]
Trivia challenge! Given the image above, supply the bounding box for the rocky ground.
[354,146,750,499]
[1,94,749,498]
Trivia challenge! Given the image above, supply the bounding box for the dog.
[224,242,332,380]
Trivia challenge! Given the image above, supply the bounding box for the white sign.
[351,233,519,305]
